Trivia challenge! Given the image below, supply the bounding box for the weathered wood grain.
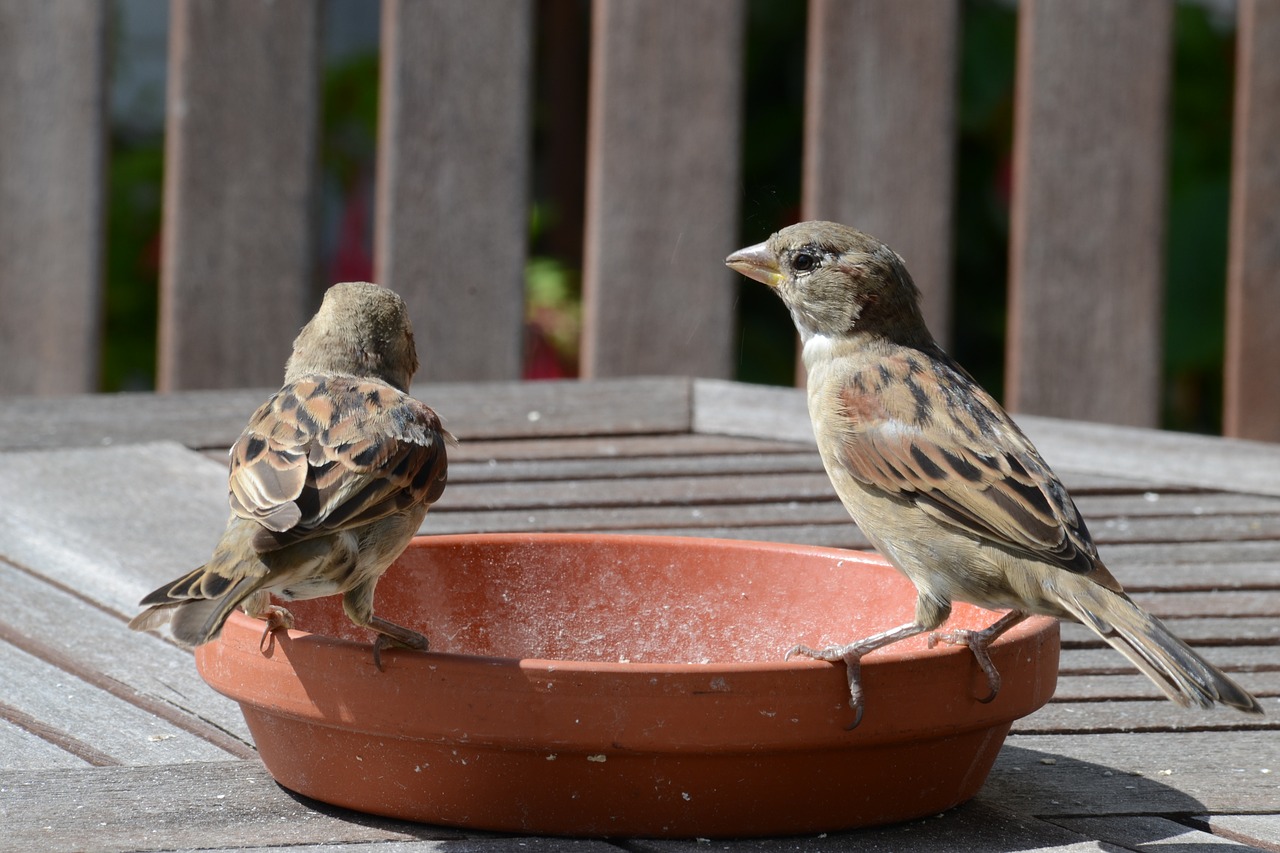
[0,718,88,771]
[1060,617,1280,647]
[692,379,814,444]
[0,2,107,396]
[1018,414,1280,499]
[0,560,252,749]
[0,761,487,853]
[1053,671,1280,703]
[449,451,826,484]
[0,378,694,451]
[451,434,809,463]
[0,699,115,769]
[1051,816,1266,852]
[803,0,960,345]
[1126,590,1280,620]
[614,524,870,550]
[693,380,1280,497]
[0,643,233,766]
[1078,514,1280,545]
[1101,564,1280,593]
[199,843,614,853]
[1007,0,1173,427]
[1225,0,1280,443]
[7,380,1280,506]
[1073,492,1280,520]
[632,801,1105,852]
[1101,541,1280,568]
[409,378,693,440]
[0,442,227,615]
[376,0,532,382]
[423,501,859,538]
[451,445,1187,499]
[1060,646,1278,676]
[439,472,839,512]
[432,479,1280,555]
[581,0,745,379]
[159,0,320,390]
[1015,698,1276,735]
[1194,815,1280,850]
[988,732,1280,815]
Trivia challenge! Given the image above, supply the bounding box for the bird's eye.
[792,252,817,272]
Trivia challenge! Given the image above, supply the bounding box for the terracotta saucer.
[197,533,1058,837]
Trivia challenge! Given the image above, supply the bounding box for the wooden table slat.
[991,732,1280,815]
[0,718,89,771]
[1060,645,1278,676]
[1195,814,1280,850]
[1061,616,1280,646]
[1053,671,1280,703]
[0,559,253,748]
[1051,816,1267,851]
[0,442,227,615]
[1015,698,1276,734]
[0,643,234,766]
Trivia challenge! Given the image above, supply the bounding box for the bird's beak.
[725,241,783,288]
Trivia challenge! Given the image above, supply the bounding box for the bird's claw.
[370,630,428,671]
[256,606,294,653]
[928,628,1002,703]
[785,642,859,663]
[787,643,869,728]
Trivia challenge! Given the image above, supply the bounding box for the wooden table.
[1,377,1277,852]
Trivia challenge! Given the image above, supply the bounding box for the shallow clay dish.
[196,533,1058,837]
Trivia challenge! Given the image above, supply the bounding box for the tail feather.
[1061,587,1263,715]
[128,568,260,647]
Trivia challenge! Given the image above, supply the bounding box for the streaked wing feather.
[834,350,1109,584]
[228,375,449,553]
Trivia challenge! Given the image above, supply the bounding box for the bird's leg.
[367,616,429,670]
[342,583,428,669]
[787,621,929,728]
[928,610,1027,703]
[242,594,294,653]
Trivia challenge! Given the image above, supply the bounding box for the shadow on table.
[275,742,1228,852]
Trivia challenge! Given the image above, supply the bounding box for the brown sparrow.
[727,221,1262,725]
[130,282,451,666]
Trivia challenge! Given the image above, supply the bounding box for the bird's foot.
[787,621,930,729]
[927,610,1027,703]
[366,616,429,670]
[256,605,295,653]
[785,642,861,663]
[928,628,1002,702]
[786,642,869,729]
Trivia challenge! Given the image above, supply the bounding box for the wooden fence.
[0,0,1276,441]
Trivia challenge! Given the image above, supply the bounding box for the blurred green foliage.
[102,1,1236,431]
[101,131,162,392]
[1164,2,1234,433]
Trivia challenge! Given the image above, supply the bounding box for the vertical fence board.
[0,2,107,395]
[1225,0,1280,443]
[1007,0,1173,427]
[581,0,746,379]
[803,0,960,347]
[375,0,532,382]
[158,0,320,391]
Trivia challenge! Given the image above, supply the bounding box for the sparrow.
[727,221,1262,725]
[129,282,452,666]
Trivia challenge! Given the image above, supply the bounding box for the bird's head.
[726,221,929,345]
[285,282,419,391]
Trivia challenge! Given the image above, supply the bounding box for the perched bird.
[727,221,1262,725]
[130,282,451,666]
